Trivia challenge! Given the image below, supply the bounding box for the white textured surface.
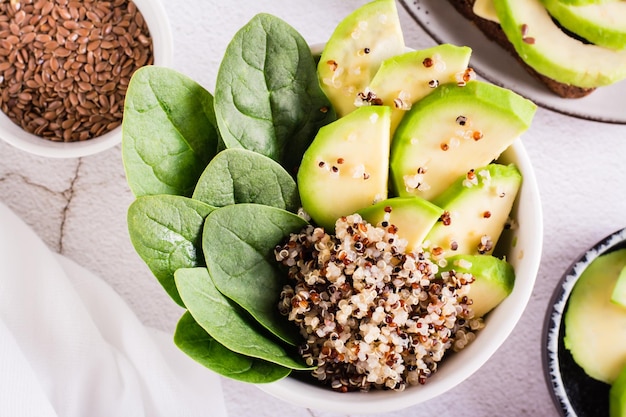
[1,0,625,416]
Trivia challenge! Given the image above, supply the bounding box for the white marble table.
[2,1,625,415]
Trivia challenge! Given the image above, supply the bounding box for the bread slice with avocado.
[447,0,626,98]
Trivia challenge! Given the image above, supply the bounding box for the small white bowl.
[259,138,543,413]
[0,0,173,158]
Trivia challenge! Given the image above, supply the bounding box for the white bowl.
[259,138,543,413]
[0,0,173,158]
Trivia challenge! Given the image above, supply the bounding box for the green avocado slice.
[390,80,534,202]
[541,0,626,50]
[357,196,443,251]
[298,106,391,231]
[564,248,626,384]
[557,0,613,5]
[425,163,522,258]
[611,361,626,417]
[611,265,626,308]
[439,254,515,318]
[494,0,626,88]
[318,0,405,117]
[366,44,472,135]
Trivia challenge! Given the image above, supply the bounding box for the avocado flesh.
[366,44,472,135]
[558,0,614,5]
[390,80,535,202]
[564,248,626,384]
[318,0,405,118]
[611,362,626,417]
[494,0,626,88]
[357,196,443,252]
[541,0,626,50]
[612,266,626,308]
[424,163,521,257]
[440,254,515,318]
[473,0,498,21]
[297,106,391,231]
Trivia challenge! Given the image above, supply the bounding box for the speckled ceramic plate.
[542,228,626,416]
[398,0,626,124]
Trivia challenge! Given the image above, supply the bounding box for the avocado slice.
[439,254,515,318]
[611,362,626,417]
[612,266,626,308]
[366,44,472,135]
[390,80,535,201]
[357,196,443,251]
[424,163,522,257]
[564,248,626,384]
[557,0,613,5]
[473,0,499,21]
[297,105,391,231]
[318,0,405,117]
[494,0,626,87]
[541,0,626,50]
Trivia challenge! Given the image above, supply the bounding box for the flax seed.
[54,47,71,58]
[6,35,19,45]
[101,81,116,93]
[43,2,55,15]
[86,40,100,52]
[14,10,25,24]
[56,25,69,37]
[56,6,71,20]
[9,22,19,35]
[86,11,99,22]
[68,92,78,107]
[22,32,36,44]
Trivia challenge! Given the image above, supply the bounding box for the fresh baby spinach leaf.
[127,195,216,306]
[174,311,291,383]
[175,268,310,370]
[203,204,308,346]
[192,148,300,211]
[122,66,220,197]
[214,13,336,174]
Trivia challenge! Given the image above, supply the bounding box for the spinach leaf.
[174,311,291,383]
[203,204,307,346]
[175,268,309,370]
[214,13,335,174]
[192,148,300,211]
[122,66,220,197]
[127,195,215,306]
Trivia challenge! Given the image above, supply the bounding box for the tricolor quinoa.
[275,212,484,392]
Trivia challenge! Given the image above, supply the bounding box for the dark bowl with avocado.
[543,228,626,417]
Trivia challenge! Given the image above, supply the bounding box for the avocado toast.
[448,0,626,98]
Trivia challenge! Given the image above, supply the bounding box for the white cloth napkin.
[0,202,228,417]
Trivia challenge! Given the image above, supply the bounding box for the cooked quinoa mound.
[275,213,484,392]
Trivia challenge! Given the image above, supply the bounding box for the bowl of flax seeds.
[0,0,172,158]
